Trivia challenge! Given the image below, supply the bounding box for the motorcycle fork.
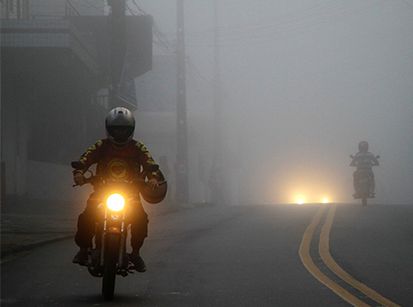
[99,209,126,268]
[118,214,127,268]
[99,209,108,266]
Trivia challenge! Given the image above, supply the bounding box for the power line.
[186,58,214,89]
[126,3,136,16]
[127,0,174,53]
[105,0,412,48]
[163,1,386,48]
[154,1,351,38]
[131,0,146,15]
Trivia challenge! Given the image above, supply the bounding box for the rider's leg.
[370,172,375,197]
[353,171,360,197]
[73,193,100,264]
[129,202,148,272]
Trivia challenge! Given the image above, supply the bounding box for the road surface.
[2,204,412,306]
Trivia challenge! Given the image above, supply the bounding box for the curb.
[1,203,209,263]
[1,234,73,264]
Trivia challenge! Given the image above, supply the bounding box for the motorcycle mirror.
[71,161,84,170]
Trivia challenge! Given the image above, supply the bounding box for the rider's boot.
[72,247,88,265]
[129,250,146,272]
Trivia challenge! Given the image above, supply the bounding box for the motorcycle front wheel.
[102,233,120,301]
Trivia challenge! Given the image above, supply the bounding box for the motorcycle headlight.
[106,193,125,212]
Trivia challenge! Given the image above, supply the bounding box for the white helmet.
[105,107,135,145]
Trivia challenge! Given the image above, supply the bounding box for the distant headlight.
[295,196,306,205]
[321,197,330,204]
[106,193,125,212]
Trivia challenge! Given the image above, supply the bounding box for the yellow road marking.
[319,205,400,307]
[299,207,369,306]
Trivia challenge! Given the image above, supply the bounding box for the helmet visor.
[107,126,134,143]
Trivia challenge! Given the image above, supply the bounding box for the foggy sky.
[137,0,413,204]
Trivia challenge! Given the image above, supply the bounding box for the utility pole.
[175,0,189,204]
[213,0,222,151]
[107,0,127,108]
[210,0,224,205]
[0,54,3,207]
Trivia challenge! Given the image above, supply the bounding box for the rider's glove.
[73,171,85,186]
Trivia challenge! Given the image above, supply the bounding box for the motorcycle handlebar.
[71,161,167,187]
[72,175,95,187]
[72,176,167,188]
[350,154,380,159]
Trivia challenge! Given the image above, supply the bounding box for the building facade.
[1,0,152,211]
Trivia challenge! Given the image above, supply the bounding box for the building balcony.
[1,17,98,73]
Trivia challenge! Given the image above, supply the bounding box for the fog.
[137,0,413,204]
[3,3,413,303]
[2,0,412,208]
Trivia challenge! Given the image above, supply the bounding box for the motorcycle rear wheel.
[102,233,120,301]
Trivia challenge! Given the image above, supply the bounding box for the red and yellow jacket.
[74,139,161,182]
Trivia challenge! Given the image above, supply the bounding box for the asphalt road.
[2,204,412,306]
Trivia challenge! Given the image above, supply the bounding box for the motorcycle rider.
[72,107,165,272]
[350,141,379,198]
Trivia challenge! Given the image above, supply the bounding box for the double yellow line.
[299,205,399,307]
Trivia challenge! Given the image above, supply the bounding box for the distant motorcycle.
[350,155,379,206]
[71,161,166,300]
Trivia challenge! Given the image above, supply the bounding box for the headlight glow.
[321,197,330,204]
[296,196,306,205]
[106,193,125,212]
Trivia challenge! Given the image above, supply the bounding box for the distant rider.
[72,107,165,272]
[350,141,379,198]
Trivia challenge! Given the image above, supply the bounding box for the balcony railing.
[1,0,103,20]
[0,17,98,73]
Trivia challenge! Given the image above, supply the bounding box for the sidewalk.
[1,213,75,259]
[0,201,204,260]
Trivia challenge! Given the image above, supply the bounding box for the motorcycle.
[71,161,166,300]
[350,155,379,206]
